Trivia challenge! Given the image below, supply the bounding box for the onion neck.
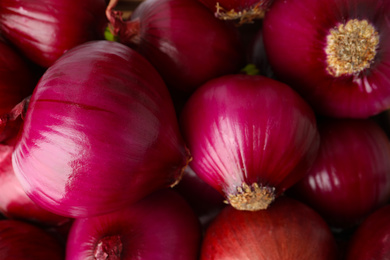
[94,235,123,260]
[325,19,379,77]
[170,147,193,188]
[215,2,266,25]
[226,182,275,211]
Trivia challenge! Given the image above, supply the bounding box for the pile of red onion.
[1,0,390,258]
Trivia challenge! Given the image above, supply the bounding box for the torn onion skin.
[180,74,320,211]
[200,196,338,259]
[66,189,201,260]
[198,0,274,24]
[263,0,390,118]
[12,40,191,218]
[346,204,390,260]
[290,118,390,229]
[0,0,107,68]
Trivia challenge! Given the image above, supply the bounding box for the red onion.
[0,142,70,226]
[200,196,338,259]
[262,0,390,118]
[198,0,273,24]
[180,74,320,211]
[0,219,64,259]
[290,118,390,229]
[66,189,201,260]
[106,0,244,95]
[12,40,191,218]
[0,0,107,68]
[346,204,390,259]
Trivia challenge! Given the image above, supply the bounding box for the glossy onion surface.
[107,0,244,94]
[0,0,107,67]
[263,0,390,118]
[200,196,337,259]
[346,204,390,259]
[180,74,319,211]
[66,189,201,260]
[12,40,190,218]
[290,118,390,228]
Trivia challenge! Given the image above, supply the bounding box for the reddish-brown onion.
[290,118,390,229]
[180,74,320,211]
[200,196,338,259]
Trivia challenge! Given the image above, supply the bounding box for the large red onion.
[0,142,70,226]
[198,0,273,24]
[106,0,244,95]
[180,74,320,211]
[346,204,390,259]
[290,118,390,229]
[200,196,338,259]
[262,0,390,118]
[0,219,64,259]
[12,40,191,218]
[0,0,107,68]
[66,189,201,260]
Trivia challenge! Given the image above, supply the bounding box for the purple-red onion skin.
[346,204,390,259]
[290,118,390,228]
[12,40,190,218]
[0,143,70,226]
[0,0,107,68]
[180,74,320,202]
[0,219,65,259]
[200,196,338,259]
[66,189,201,260]
[115,0,244,94]
[262,0,390,118]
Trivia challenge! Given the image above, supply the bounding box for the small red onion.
[12,40,191,218]
[198,0,273,24]
[200,196,338,259]
[66,189,201,260]
[0,219,65,259]
[290,118,390,229]
[0,0,107,67]
[346,204,390,259]
[180,74,320,211]
[106,0,244,95]
[262,0,390,118]
[0,142,70,226]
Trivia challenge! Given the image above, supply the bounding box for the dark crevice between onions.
[0,96,30,139]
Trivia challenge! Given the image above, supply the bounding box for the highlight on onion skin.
[346,204,390,260]
[106,0,244,95]
[289,118,390,229]
[200,196,338,259]
[66,189,201,260]
[198,0,274,24]
[262,0,390,118]
[12,40,191,218]
[0,219,65,259]
[180,74,320,211]
[0,0,108,68]
[0,143,70,227]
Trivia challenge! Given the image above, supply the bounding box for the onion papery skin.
[0,219,65,259]
[12,40,190,218]
[200,196,337,259]
[262,0,390,118]
[107,0,244,95]
[66,189,201,260]
[198,0,273,24]
[180,74,320,211]
[0,143,70,227]
[290,118,390,229]
[0,0,107,68]
[346,204,390,259]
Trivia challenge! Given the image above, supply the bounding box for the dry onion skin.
[263,0,390,118]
